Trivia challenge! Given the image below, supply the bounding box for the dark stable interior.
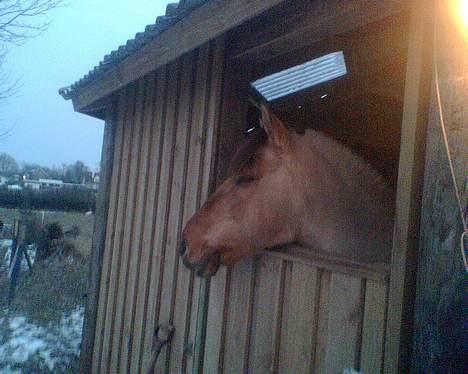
[232,11,411,190]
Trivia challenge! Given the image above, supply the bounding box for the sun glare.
[449,0,468,40]
[459,0,468,27]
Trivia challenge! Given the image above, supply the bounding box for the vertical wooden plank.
[139,64,171,371]
[361,281,387,373]
[247,256,284,373]
[201,37,226,192]
[202,267,230,373]
[221,258,256,373]
[324,273,363,373]
[187,279,207,374]
[178,42,211,374]
[118,76,148,372]
[166,43,212,374]
[99,84,136,374]
[314,270,331,373]
[163,50,196,373]
[196,36,251,374]
[143,60,180,373]
[278,262,319,373]
[214,64,249,185]
[109,79,145,373]
[384,0,433,371]
[121,73,157,373]
[91,92,124,373]
[190,37,226,374]
[79,99,116,374]
[128,71,161,374]
[412,2,467,372]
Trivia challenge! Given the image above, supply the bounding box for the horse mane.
[228,125,393,203]
[303,129,393,200]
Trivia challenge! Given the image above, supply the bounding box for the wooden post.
[9,220,19,268]
[8,221,26,304]
[79,100,117,373]
[384,0,434,372]
[411,0,468,372]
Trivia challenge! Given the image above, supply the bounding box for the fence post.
[8,221,26,304]
[9,220,19,268]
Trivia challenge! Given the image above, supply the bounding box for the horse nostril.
[179,239,187,256]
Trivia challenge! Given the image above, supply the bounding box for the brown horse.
[180,105,394,277]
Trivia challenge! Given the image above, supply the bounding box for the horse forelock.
[228,127,268,174]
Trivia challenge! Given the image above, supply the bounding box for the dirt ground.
[0,208,94,372]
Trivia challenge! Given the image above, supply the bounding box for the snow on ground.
[0,239,36,273]
[0,306,83,372]
[0,239,13,273]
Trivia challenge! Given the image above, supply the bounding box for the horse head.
[180,105,303,277]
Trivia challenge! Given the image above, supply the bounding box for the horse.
[180,104,394,278]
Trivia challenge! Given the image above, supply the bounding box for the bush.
[45,222,63,241]
[0,189,96,212]
[23,213,44,246]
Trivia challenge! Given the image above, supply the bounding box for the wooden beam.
[229,0,409,64]
[267,246,390,283]
[384,0,433,372]
[79,101,116,373]
[71,0,285,112]
[411,0,468,371]
[73,95,112,120]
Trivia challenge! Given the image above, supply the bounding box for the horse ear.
[260,104,290,148]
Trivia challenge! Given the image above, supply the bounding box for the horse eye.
[235,175,255,186]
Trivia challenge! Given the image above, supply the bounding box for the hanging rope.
[433,8,468,273]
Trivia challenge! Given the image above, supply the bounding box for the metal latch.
[145,324,175,373]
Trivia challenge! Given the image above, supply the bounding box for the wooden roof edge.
[67,0,286,113]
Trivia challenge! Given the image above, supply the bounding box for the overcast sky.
[0,0,172,170]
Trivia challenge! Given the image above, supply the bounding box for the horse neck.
[295,129,392,201]
[290,130,394,262]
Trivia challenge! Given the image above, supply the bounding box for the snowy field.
[0,237,84,372]
[0,307,83,373]
[1,239,37,273]
[0,208,92,373]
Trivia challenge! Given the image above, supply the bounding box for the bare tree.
[0,0,63,45]
[0,151,18,174]
[0,0,63,136]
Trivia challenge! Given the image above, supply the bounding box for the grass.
[0,207,94,257]
[0,258,88,323]
[0,207,94,372]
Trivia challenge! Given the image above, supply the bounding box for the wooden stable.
[61,0,466,373]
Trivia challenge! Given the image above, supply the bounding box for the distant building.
[63,182,88,190]
[23,180,41,190]
[22,177,97,191]
[7,184,23,191]
[23,178,66,190]
[38,179,64,189]
[86,171,100,191]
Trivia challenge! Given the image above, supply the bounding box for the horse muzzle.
[179,240,221,278]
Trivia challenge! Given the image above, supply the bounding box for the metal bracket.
[145,324,175,373]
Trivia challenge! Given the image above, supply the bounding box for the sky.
[0,0,172,170]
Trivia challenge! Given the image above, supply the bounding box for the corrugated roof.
[58,0,209,100]
[251,51,347,102]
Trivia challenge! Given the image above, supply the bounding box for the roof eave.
[60,0,287,113]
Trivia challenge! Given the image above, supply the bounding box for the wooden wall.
[91,38,224,374]
[204,254,390,373]
[88,33,393,372]
[84,3,435,372]
[412,1,467,372]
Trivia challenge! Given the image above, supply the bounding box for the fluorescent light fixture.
[251,51,347,101]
